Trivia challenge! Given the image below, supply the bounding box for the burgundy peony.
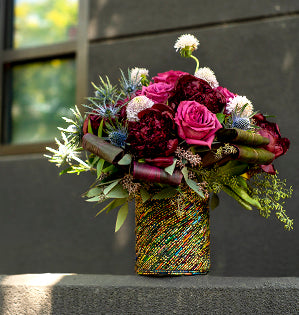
[141,82,173,104]
[83,113,102,135]
[127,104,178,158]
[175,100,222,148]
[168,74,226,113]
[254,113,290,174]
[215,86,235,103]
[153,70,188,88]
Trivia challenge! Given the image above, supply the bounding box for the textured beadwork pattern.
[135,189,210,275]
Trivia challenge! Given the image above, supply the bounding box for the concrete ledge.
[0,274,298,314]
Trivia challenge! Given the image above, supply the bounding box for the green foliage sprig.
[249,172,293,231]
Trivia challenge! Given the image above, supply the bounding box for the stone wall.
[0,0,298,276]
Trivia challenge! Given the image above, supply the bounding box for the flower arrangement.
[46,34,293,232]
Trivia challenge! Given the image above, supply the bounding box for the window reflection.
[11,58,76,144]
[14,0,78,48]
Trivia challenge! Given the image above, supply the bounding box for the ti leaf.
[115,202,129,232]
[152,187,178,200]
[219,161,249,176]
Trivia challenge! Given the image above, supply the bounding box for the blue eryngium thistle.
[83,76,122,119]
[119,69,140,96]
[92,76,119,104]
[232,117,251,130]
[105,119,128,148]
[108,129,128,148]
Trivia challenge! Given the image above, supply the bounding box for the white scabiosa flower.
[226,96,254,117]
[194,67,219,88]
[174,34,200,52]
[130,67,149,85]
[126,95,154,121]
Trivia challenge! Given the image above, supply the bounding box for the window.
[0,0,88,154]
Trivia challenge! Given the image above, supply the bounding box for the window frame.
[0,0,89,155]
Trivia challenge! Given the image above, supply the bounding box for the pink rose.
[215,86,235,103]
[175,100,222,148]
[141,82,173,104]
[153,70,188,88]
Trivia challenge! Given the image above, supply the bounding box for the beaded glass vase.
[135,188,210,275]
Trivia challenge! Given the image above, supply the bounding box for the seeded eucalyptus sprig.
[249,172,293,231]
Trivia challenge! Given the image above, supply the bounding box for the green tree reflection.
[14,0,78,48]
[12,59,76,144]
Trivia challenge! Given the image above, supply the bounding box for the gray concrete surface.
[0,274,298,314]
[0,1,298,277]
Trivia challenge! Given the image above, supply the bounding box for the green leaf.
[97,159,105,178]
[164,159,177,176]
[102,164,116,173]
[86,187,102,198]
[95,198,127,216]
[231,185,262,210]
[105,184,129,198]
[115,202,129,232]
[103,179,121,195]
[59,167,73,175]
[216,113,226,124]
[118,154,132,165]
[219,161,249,176]
[237,176,248,190]
[186,178,205,198]
[98,119,104,137]
[140,188,151,203]
[106,198,128,214]
[88,119,93,134]
[182,167,205,198]
[222,185,252,211]
[152,187,178,200]
[210,193,219,210]
[86,196,101,202]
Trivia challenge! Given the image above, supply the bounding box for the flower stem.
[190,55,199,73]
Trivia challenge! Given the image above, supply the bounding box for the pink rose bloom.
[175,100,222,148]
[153,70,188,88]
[142,82,173,104]
[215,86,235,103]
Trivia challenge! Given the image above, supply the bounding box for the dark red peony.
[168,74,226,113]
[254,113,290,174]
[127,104,178,159]
[215,86,235,103]
[83,113,102,135]
[152,70,188,88]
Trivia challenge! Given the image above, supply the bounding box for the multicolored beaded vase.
[135,189,210,275]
